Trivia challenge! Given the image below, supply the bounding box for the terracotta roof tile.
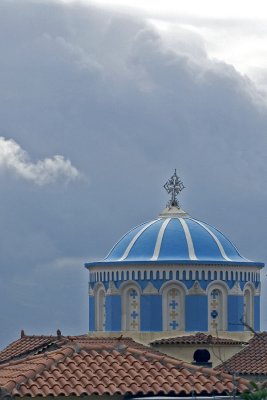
[150,332,246,346]
[0,337,250,397]
[0,335,67,364]
[0,334,146,365]
[216,332,267,375]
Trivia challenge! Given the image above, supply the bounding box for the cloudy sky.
[0,0,267,347]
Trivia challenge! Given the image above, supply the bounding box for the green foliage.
[241,381,267,400]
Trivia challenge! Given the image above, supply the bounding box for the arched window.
[162,283,185,331]
[244,285,254,329]
[193,349,211,366]
[208,284,227,332]
[95,285,106,331]
[122,284,140,331]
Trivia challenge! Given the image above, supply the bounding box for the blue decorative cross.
[131,311,138,319]
[169,320,179,330]
[211,289,219,299]
[211,310,218,319]
[169,300,178,309]
[130,290,138,299]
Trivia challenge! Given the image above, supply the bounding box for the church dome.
[100,206,256,266]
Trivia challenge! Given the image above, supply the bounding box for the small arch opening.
[192,349,212,367]
[122,284,141,331]
[95,285,106,331]
[162,283,185,331]
[208,285,227,332]
[244,286,254,329]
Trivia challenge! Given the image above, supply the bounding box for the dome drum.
[87,262,261,334]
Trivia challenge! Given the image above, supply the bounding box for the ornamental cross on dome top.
[164,169,185,208]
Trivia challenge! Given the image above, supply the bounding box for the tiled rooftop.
[0,333,145,364]
[0,337,249,397]
[216,332,267,375]
[0,333,65,364]
[150,332,246,346]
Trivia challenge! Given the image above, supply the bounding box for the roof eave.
[85,260,265,269]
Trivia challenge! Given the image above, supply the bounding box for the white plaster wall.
[87,330,253,345]
[151,344,245,367]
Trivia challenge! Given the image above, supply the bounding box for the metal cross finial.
[164,169,185,208]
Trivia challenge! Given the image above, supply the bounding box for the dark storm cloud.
[0,0,266,347]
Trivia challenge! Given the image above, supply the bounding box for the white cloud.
[0,136,80,185]
[63,0,267,90]
[63,0,267,20]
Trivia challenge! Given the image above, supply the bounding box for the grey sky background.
[0,0,267,348]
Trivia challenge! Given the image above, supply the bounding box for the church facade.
[85,171,263,339]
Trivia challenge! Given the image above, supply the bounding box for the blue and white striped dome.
[87,207,262,267]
